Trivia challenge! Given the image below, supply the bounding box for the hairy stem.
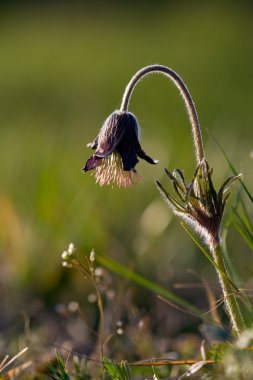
[211,242,245,335]
[120,64,205,164]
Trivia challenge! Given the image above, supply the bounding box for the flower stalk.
[211,242,245,335]
[120,64,205,165]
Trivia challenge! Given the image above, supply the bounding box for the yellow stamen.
[93,152,138,187]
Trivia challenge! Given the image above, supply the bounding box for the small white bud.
[68,243,75,254]
[68,301,79,313]
[116,320,123,327]
[94,267,104,277]
[62,261,72,268]
[89,249,96,262]
[116,328,124,335]
[87,293,97,303]
[138,319,144,329]
[61,251,68,260]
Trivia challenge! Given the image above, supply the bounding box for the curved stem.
[120,64,205,165]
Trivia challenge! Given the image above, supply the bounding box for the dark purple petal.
[117,146,139,171]
[82,155,102,172]
[137,149,158,165]
[96,111,126,156]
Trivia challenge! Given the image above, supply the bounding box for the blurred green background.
[0,0,253,357]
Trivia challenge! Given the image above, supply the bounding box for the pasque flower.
[83,110,158,187]
[83,64,246,335]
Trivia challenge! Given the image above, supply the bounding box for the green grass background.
[0,0,253,350]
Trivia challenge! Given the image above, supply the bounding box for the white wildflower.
[68,301,79,313]
[116,328,124,335]
[68,242,75,255]
[62,261,72,268]
[87,293,97,303]
[61,251,68,260]
[94,267,104,277]
[89,249,96,262]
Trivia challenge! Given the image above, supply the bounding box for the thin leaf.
[49,352,70,380]
[156,180,186,212]
[181,223,239,292]
[178,361,206,379]
[220,192,231,215]
[164,168,187,201]
[207,171,218,214]
[172,169,187,200]
[233,218,253,251]
[103,358,119,379]
[221,228,253,321]
[164,167,175,181]
[0,347,29,374]
[231,195,253,251]
[96,253,208,320]
[172,179,186,203]
[239,195,253,232]
[174,168,187,189]
[218,175,241,206]
[104,359,131,380]
[209,131,253,203]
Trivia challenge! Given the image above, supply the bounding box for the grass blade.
[181,223,239,292]
[209,131,253,203]
[96,253,208,320]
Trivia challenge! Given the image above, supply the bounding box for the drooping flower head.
[83,110,158,187]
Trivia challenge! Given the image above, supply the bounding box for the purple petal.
[137,149,159,165]
[82,155,102,172]
[97,112,126,156]
[119,149,139,171]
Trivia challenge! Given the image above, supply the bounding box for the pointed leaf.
[164,168,186,202]
[164,167,175,181]
[220,192,231,216]
[172,180,186,203]
[218,175,241,206]
[156,180,186,212]
[207,171,218,213]
[103,358,119,379]
[173,169,187,193]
